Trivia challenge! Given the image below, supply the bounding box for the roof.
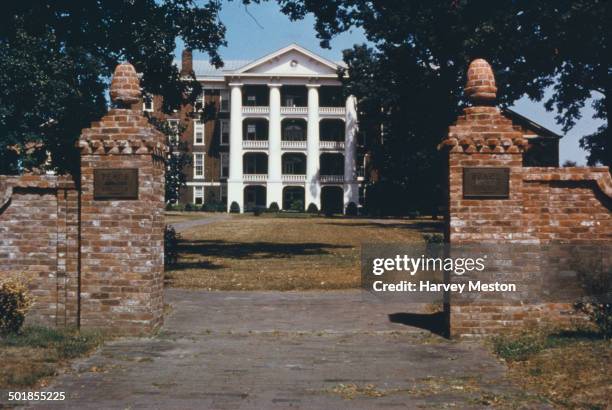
[189,43,345,78]
[502,108,562,139]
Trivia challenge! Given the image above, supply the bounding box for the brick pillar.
[439,59,529,337]
[78,62,166,334]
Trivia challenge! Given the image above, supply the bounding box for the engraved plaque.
[94,168,138,200]
[463,168,509,198]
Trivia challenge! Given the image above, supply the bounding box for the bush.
[202,201,225,212]
[407,210,420,219]
[422,233,445,244]
[229,201,240,213]
[492,333,546,362]
[289,199,304,212]
[572,254,612,338]
[306,203,319,214]
[253,206,265,216]
[165,203,185,212]
[345,202,358,216]
[184,203,195,212]
[0,276,33,335]
[164,226,180,267]
[268,202,280,212]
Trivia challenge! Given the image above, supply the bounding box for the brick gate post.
[78,62,166,334]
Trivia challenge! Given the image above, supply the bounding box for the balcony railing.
[281,140,307,149]
[320,175,344,183]
[243,140,269,149]
[319,107,346,116]
[280,106,308,115]
[242,106,269,115]
[282,174,306,182]
[319,141,345,150]
[243,174,268,182]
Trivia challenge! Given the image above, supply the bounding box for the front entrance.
[282,186,305,211]
[244,185,266,211]
[321,186,344,214]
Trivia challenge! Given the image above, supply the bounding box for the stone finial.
[109,62,141,107]
[465,59,497,105]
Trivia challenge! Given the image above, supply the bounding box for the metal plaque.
[463,168,509,198]
[93,168,139,200]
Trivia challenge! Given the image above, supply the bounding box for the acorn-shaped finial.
[465,59,497,105]
[109,62,141,107]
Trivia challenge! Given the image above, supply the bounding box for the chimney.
[181,49,193,76]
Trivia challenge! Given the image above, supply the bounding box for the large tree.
[0,0,227,175]
[274,0,610,211]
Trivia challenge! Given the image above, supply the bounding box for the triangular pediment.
[236,44,340,76]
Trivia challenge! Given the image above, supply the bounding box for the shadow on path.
[388,311,450,338]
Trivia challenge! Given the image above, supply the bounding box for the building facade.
[153,44,364,213]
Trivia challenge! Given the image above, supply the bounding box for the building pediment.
[235,44,340,76]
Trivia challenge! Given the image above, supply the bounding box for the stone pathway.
[168,214,230,232]
[24,290,546,409]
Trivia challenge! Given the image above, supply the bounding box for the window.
[246,124,257,140]
[193,153,204,178]
[194,120,204,145]
[220,119,229,145]
[220,184,227,204]
[220,89,230,112]
[193,186,204,205]
[246,95,257,106]
[195,91,205,112]
[167,119,180,144]
[284,96,295,107]
[220,153,229,178]
[143,95,154,112]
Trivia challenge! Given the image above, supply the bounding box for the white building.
[174,44,361,213]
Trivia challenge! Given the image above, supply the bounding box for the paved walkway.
[23,290,547,409]
[168,214,230,232]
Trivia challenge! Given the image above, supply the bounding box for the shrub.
[229,201,240,213]
[492,332,546,362]
[422,233,445,244]
[306,203,319,214]
[345,202,358,216]
[571,254,612,338]
[289,199,304,212]
[202,201,225,212]
[164,225,180,267]
[184,203,195,212]
[165,203,184,212]
[268,202,280,212]
[253,206,265,216]
[0,276,33,335]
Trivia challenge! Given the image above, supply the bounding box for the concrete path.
[168,214,230,232]
[27,290,546,409]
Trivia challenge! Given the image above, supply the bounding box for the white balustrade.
[242,140,269,149]
[242,106,270,115]
[320,175,344,183]
[243,174,268,182]
[319,141,345,150]
[282,174,307,182]
[319,107,346,115]
[280,106,308,115]
[280,140,307,149]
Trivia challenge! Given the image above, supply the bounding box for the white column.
[267,84,283,207]
[306,84,321,209]
[343,95,359,212]
[228,83,244,212]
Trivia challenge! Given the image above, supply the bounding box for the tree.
[0,0,227,175]
[275,0,611,211]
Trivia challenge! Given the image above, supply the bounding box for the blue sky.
[185,0,602,165]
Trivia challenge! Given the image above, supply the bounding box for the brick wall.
[0,175,79,327]
[441,59,612,337]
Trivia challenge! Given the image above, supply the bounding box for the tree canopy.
[275,0,610,211]
[0,0,226,174]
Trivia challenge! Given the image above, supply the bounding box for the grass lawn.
[165,214,442,290]
[0,326,104,389]
[165,211,218,224]
[492,329,612,409]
